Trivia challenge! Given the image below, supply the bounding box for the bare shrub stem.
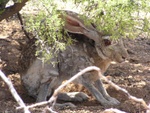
[0,70,30,113]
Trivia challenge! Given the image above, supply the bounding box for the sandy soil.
[0,16,150,113]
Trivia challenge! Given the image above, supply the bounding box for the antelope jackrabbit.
[21,10,128,107]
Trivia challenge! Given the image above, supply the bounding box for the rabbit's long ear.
[61,10,103,43]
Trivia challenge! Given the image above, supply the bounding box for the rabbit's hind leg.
[36,82,50,102]
[57,92,89,102]
[51,92,88,109]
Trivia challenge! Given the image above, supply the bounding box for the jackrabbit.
[21,10,128,107]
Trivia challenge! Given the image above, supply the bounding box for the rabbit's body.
[22,35,97,97]
[21,10,128,107]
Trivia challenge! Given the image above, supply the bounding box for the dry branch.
[0,0,28,21]
[17,66,102,110]
[147,103,150,113]
[17,12,31,41]
[17,66,150,113]
[0,70,30,113]
[103,108,127,113]
[100,73,149,109]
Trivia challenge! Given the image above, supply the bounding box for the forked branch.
[16,66,150,113]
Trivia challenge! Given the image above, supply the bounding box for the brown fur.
[21,10,128,107]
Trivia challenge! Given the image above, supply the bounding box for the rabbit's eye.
[122,56,126,59]
[104,39,111,46]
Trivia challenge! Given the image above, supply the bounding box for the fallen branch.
[0,70,30,113]
[17,66,150,112]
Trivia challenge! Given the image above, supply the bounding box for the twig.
[99,72,149,109]
[0,70,30,113]
[49,66,102,109]
[147,103,150,113]
[17,66,102,110]
[17,100,50,110]
[103,108,127,113]
[17,12,31,41]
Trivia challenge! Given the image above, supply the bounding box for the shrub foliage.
[3,0,149,61]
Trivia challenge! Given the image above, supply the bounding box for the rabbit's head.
[61,10,128,62]
[101,38,128,63]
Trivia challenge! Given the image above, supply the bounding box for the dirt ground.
[0,16,150,113]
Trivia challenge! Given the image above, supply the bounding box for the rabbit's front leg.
[94,79,120,105]
[81,75,112,107]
